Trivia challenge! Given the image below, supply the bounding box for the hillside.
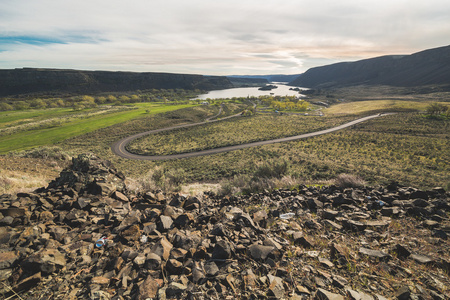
[0,68,233,97]
[0,154,448,299]
[229,74,301,83]
[227,77,269,87]
[289,45,450,89]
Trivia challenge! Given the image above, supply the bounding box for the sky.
[0,0,449,75]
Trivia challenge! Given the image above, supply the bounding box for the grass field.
[323,99,445,115]
[126,114,355,155]
[0,103,196,153]
[1,97,449,194]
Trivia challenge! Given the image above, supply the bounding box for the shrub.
[0,102,14,111]
[138,166,187,193]
[426,102,448,117]
[253,159,290,179]
[17,146,70,161]
[333,173,366,188]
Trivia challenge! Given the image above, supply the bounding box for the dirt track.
[111,113,388,161]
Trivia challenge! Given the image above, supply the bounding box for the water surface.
[194,83,306,100]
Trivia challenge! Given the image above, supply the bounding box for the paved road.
[111,113,390,161]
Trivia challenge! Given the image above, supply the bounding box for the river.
[194,83,307,100]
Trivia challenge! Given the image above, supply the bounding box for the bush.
[138,166,187,193]
[0,102,14,111]
[253,159,290,179]
[426,102,449,117]
[16,146,70,161]
[333,173,366,188]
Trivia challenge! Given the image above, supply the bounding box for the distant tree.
[30,98,47,109]
[73,102,85,111]
[130,95,140,102]
[80,95,97,108]
[81,95,95,103]
[14,101,30,110]
[119,95,130,103]
[96,96,107,104]
[426,102,448,116]
[55,99,65,107]
[106,95,117,103]
[0,102,14,111]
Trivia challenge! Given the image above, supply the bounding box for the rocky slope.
[0,155,449,299]
[0,69,233,96]
[289,45,450,89]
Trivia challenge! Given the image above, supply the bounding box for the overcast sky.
[1,0,449,75]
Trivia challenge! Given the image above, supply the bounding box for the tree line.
[0,89,203,112]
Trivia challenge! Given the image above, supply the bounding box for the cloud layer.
[1,0,449,75]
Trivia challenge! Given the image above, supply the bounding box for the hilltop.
[289,45,450,89]
[0,68,233,97]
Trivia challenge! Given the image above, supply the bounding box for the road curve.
[111,113,390,161]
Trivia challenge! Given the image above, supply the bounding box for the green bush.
[253,159,290,179]
[15,146,70,161]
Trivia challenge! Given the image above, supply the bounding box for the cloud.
[0,0,449,74]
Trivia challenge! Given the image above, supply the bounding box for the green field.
[0,103,196,153]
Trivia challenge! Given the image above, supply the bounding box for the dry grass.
[323,100,445,116]
[333,173,367,188]
[0,156,66,194]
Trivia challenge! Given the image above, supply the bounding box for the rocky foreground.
[0,155,449,299]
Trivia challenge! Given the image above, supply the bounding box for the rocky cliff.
[0,68,233,96]
[290,45,450,89]
[0,155,449,299]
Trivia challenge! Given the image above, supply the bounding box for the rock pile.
[0,154,449,299]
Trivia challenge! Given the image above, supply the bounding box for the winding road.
[111,113,390,161]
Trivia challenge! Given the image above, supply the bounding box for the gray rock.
[342,219,366,231]
[395,244,411,259]
[138,276,160,300]
[166,282,187,297]
[151,237,173,261]
[212,240,233,260]
[394,286,410,300]
[22,248,66,273]
[158,215,173,231]
[166,258,183,275]
[204,261,219,276]
[315,288,344,300]
[268,274,285,299]
[248,243,275,261]
[410,253,434,264]
[359,247,390,260]
[0,251,18,269]
[145,253,161,270]
[380,207,401,216]
[322,209,339,220]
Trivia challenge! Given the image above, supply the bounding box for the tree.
[130,95,140,102]
[119,95,130,103]
[96,96,107,104]
[426,102,448,116]
[106,95,117,103]
[14,101,30,110]
[0,102,14,111]
[30,98,47,109]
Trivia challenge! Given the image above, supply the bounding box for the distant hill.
[289,45,450,88]
[229,74,301,83]
[0,68,233,97]
[227,77,269,87]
